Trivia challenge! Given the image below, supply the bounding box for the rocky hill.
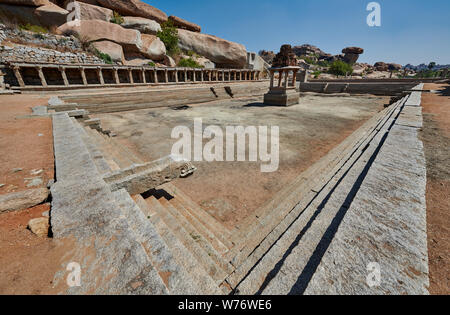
[259,43,414,79]
[0,0,248,68]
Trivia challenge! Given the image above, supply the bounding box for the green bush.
[328,60,353,76]
[178,58,203,68]
[148,61,156,67]
[19,23,48,34]
[312,71,322,78]
[157,21,180,57]
[110,11,124,25]
[93,49,113,64]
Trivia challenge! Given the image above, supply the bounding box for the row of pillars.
[269,68,300,89]
[11,65,261,88]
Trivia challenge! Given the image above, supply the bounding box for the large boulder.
[122,16,161,35]
[1,0,51,6]
[91,40,124,63]
[388,63,403,71]
[34,3,68,27]
[57,19,142,53]
[67,1,113,22]
[259,50,275,64]
[374,61,389,71]
[139,34,165,60]
[292,44,327,58]
[96,0,167,23]
[168,15,200,33]
[0,3,68,28]
[177,29,247,68]
[342,46,364,64]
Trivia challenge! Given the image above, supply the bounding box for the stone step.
[146,196,229,285]
[168,197,229,255]
[161,183,233,249]
[85,126,134,169]
[134,195,224,295]
[99,133,144,165]
[223,97,406,287]
[159,198,234,275]
[113,189,202,295]
[234,105,403,294]
[226,97,407,290]
[230,101,398,244]
[70,118,112,175]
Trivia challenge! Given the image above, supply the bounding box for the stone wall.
[0,45,104,65]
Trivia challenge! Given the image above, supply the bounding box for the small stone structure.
[263,45,300,106]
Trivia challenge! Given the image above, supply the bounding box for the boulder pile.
[0,0,248,68]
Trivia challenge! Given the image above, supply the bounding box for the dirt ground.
[0,94,64,295]
[420,83,450,295]
[96,94,388,229]
[0,94,54,194]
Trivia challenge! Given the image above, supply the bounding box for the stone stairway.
[69,116,227,294]
[52,87,428,294]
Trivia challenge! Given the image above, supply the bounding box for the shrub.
[157,21,180,57]
[148,61,156,67]
[178,57,203,68]
[93,48,113,64]
[312,71,322,78]
[19,23,48,34]
[328,60,353,76]
[110,11,124,25]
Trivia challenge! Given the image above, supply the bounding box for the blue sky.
[147,0,450,65]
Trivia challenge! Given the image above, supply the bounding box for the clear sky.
[147,0,450,65]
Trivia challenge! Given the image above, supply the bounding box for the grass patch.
[110,11,124,25]
[19,23,48,34]
[178,57,203,68]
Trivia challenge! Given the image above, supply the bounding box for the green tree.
[157,21,180,57]
[328,60,353,76]
[428,62,436,70]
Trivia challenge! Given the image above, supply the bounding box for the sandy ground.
[0,94,54,194]
[421,83,450,295]
[96,94,388,229]
[0,94,64,295]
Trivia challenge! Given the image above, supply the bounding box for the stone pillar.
[164,69,169,83]
[153,70,158,83]
[128,69,134,84]
[175,70,179,83]
[97,67,105,85]
[141,68,146,83]
[277,70,282,87]
[113,68,120,84]
[222,70,225,82]
[37,66,47,87]
[201,70,204,82]
[59,67,69,86]
[239,71,242,81]
[193,70,196,82]
[292,70,298,86]
[269,70,275,88]
[284,70,289,87]
[13,66,25,87]
[80,68,88,85]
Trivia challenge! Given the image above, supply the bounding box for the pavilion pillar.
[153,70,158,83]
[222,70,225,82]
[37,66,47,87]
[113,68,120,84]
[164,69,169,83]
[13,66,25,87]
[97,67,105,85]
[128,69,134,84]
[141,68,146,83]
[59,67,69,86]
[79,68,87,85]
[269,70,275,88]
[193,70,196,82]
